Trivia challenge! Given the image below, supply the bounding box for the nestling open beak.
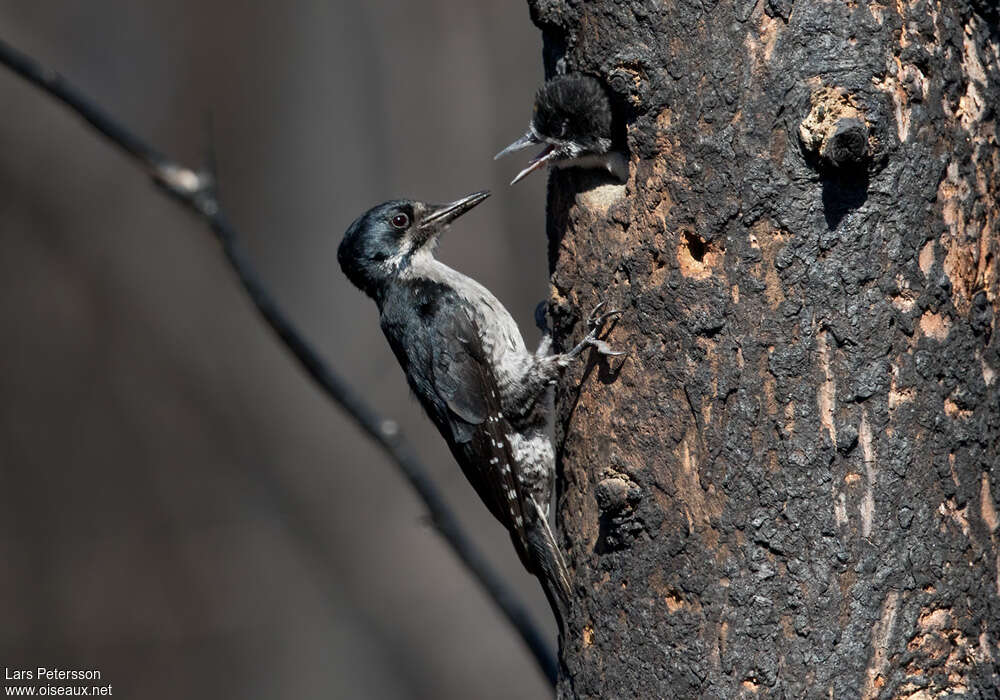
[508,144,557,185]
[494,131,538,160]
[495,131,558,185]
[418,190,491,231]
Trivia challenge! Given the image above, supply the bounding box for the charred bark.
[528,0,1000,697]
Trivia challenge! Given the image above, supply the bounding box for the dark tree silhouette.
[529,1,1000,696]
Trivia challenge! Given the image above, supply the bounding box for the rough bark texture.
[529,0,1000,697]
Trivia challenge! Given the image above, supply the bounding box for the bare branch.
[0,37,557,685]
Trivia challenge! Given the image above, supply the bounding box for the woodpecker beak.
[494,130,538,160]
[496,129,559,185]
[419,190,491,232]
[508,144,557,185]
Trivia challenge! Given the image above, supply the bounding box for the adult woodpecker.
[337,191,621,619]
[496,73,627,185]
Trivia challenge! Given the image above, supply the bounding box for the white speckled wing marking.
[423,294,531,545]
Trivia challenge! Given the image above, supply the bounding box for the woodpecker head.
[338,190,490,299]
[496,74,614,184]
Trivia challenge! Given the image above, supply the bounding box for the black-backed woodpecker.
[338,191,621,620]
[496,74,627,185]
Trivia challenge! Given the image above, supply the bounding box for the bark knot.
[799,86,872,171]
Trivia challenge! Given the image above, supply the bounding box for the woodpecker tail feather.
[522,497,572,629]
[530,498,572,603]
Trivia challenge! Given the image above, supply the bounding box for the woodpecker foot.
[586,302,621,332]
[568,302,624,358]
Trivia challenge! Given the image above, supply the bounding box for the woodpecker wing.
[379,279,568,604]
[427,304,531,545]
[429,305,571,605]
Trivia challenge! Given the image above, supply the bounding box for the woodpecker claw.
[565,303,624,359]
[588,300,608,318]
[587,302,621,331]
[587,338,626,357]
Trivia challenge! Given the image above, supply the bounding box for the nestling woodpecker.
[496,73,627,185]
[337,191,621,618]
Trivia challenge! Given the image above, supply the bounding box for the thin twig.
[0,37,557,685]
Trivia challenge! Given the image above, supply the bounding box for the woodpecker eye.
[391,213,410,229]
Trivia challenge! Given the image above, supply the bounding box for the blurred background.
[0,2,551,698]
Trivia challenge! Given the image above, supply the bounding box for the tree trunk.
[530,0,1000,696]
